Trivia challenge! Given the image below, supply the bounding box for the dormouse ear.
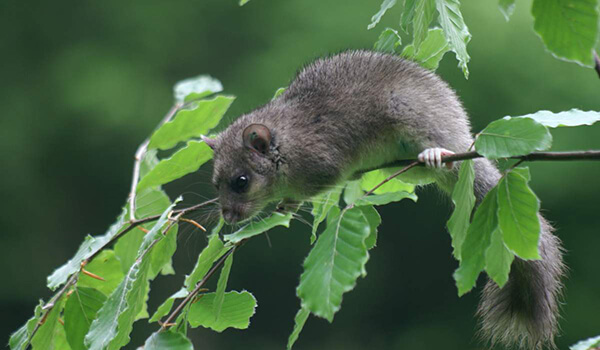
[243,124,271,155]
[201,135,218,150]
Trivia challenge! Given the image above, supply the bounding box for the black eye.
[231,175,249,193]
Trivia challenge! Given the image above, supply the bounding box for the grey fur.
[208,50,564,348]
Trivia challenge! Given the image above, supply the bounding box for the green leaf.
[571,335,600,350]
[353,191,417,206]
[518,109,600,128]
[64,287,107,350]
[297,207,372,321]
[287,307,310,350]
[149,224,178,278]
[149,288,189,323]
[343,180,364,205]
[401,28,450,70]
[78,250,124,297]
[447,160,476,259]
[239,0,251,5]
[359,205,382,250]
[499,0,516,21]
[374,28,402,53]
[53,323,72,350]
[497,167,541,260]
[213,253,234,321]
[484,229,514,287]
[454,187,498,296]
[185,234,226,291]
[311,187,342,243]
[173,75,222,103]
[475,117,552,158]
[137,141,213,192]
[400,0,417,32]
[532,0,599,67]
[9,301,43,350]
[31,296,66,350]
[272,87,287,100]
[143,332,194,350]
[360,169,415,194]
[435,0,471,78]
[47,210,127,291]
[413,0,436,50]
[149,95,234,150]
[223,211,294,243]
[188,291,257,332]
[368,0,397,29]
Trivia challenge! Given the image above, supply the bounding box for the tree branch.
[594,50,600,79]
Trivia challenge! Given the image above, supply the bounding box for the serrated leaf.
[287,307,310,350]
[223,212,293,243]
[360,169,415,194]
[413,0,436,50]
[9,301,43,350]
[532,0,599,67]
[570,335,600,350]
[497,167,541,260]
[64,287,107,350]
[368,0,397,29]
[272,87,287,100]
[173,75,222,103]
[149,95,234,150]
[30,296,65,350]
[137,141,213,192]
[143,331,194,350]
[374,28,402,53]
[149,288,189,323]
[353,191,417,206]
[359,205,381,250]
[78,250,124,296]
[188,291,257,332]
[311,187,342,243]
[213,253,234,321]
[400,0,417,32]
[475,117,552,158]
[454,187,498,296]
[185,234,226,291]
[484,229,514,287]
[499,0,516,21]
[297,207,371,321]
[435,0,471,78]
[401,28,449,70]
[47,210,127,291]
[447,160,476,259]
[518,109,600,128]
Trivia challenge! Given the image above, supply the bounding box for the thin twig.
[594,50,600,79]
[160,243,241,330]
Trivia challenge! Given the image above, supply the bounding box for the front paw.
[418,148,455,169]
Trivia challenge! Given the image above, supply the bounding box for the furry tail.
[472,158,565,349]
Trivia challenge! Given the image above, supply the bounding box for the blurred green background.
[1,0,599,349]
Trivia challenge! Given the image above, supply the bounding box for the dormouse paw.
[418,148,455,169]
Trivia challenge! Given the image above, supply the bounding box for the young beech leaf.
[311,186,342,243]
[173,75,222,103]
[454,187,498,296]
[401,28,450,71]
[360,205,382,251]
[77,250,124,297]
[9,301,43,350]
[64,287,107,350]
[149,224,178,278]
[223,211,293,243]
[184,234,226,291]
[497,167,541,260]
[435,0,471,78]
[360,169,415,194]
[532,0,599,67]
[518,109,600,128]
[447,159,476,259]
[570,335,600,350]
[400,0,417,32]
[412,0,436,50]
[213,253,234,321]
[475,117,552,159]
[188,291,257,332]
[368,0,397,30]
[499,0,516,21]
[143,331,194,350]
[148,95,234,151]
[287,307,310,350]
[31,296,66,350]
[149,288,189,323]
[484,229,514,288]
[137,141,213,192]
[353,191,417,207]
[343,180,364,206]
[53,323,72,350]
[374,28,402,53]
[297,207,372,321]
[272,87,287,100]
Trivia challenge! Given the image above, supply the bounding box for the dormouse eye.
[231,175,249,193]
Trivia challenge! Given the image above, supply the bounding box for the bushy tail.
[472,158,565,349]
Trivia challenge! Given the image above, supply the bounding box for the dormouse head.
[204,123,280,224]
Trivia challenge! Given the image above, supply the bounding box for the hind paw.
[418,148,455,169]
